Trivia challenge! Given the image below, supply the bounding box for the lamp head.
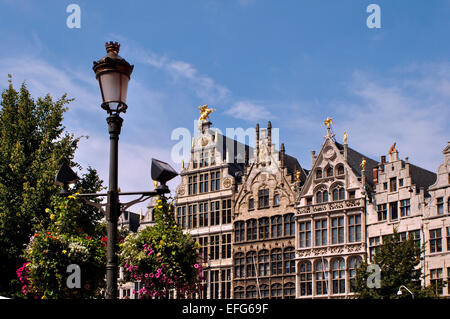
[151,158,178,190]
[397,289,402,296]
[55,162,79,194]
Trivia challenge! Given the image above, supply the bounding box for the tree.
[355,229,442,298]
[0,76,103,296]
[120,196,203,299]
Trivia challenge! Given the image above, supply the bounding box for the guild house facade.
[125,108,450,299]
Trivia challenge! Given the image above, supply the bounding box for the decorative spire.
[181,160,185,170]
[105,41,120,54]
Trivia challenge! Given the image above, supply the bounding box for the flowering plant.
[120,196,203,298]
[17,195,106,299]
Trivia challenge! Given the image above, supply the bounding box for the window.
[348,191,355,199]
[447,227,450,251]
[188,176,197,195]
[246,251,256,277]
[299,221,311,248]
[199,202,208,227]
[220,269,231,299]
[326,166,333,177]
[317,190,328,203]
[271,249,282,275]
[284,214,295,236]
[258,250,269,277]
[210,201,220,226]
[316,168,322,179]
[249,198,254,210]
[210,270,219,299]
[323,190,329,202]
[246,285,257,299]
[284,247,295,274]
[331,217,345,244]
[315,219,328,246]
[399,178,404,187]
[332,187,345,201]
[199,151,209,168]
[234,222,245,243]
[348,215,361,243]
[260,284,269,298]
[284,283,295,299]
[273,193,280,206]
[247,219,257,241]
[210,235,220,260]
[199,173,209,193]
[348,257,361,293]
[271,216,282,238]
[299,261,313,296]
[437,197,444,215]
[390,177,397,192]
[398,232,407,242]
[259,218,269,240]
[234,253,244,278]
[198,236,208,261]
[448,198,450,213]
[400,199,410,217]
[383,182,388,191]
[210,171,220,191]
[377,204,387,221]
[187,205,193,228]
[222,199,231,224]
[258,189,270,208]
[234,286,244,299]
[337,164,344,175]
[332,258,345,294]
[430,229,442,253]
[317,191,322,204]
[221,234,231,259]
[315,260,328,295]
[390,202,398,220]
[409,230,421,247]
[177,206,186,229]
[369,237,380,262]
[430,268,443,295]
[271,284,282,299]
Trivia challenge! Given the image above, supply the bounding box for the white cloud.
[225,100,274,122]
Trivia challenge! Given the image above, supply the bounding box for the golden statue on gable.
[360,158,366,171]
[389,142,397,154]
[343,131,348,144]
[324,117,333,128]
[198,104,216,123]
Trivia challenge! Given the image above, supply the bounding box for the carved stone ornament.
[223,178,232,189]
[177,185,185,196]
[323,146,336,160]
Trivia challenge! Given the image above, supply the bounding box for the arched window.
[348,256,362,293]
[246,251,256,277]
[246,285,257,299]
[323,190,329,202]
[249,197,254,210]
[316,191,322,204]
[271,216,282,238]
[234,222,245,242]
[284,247,295,274]
[337,164,345,175]
[284,282,295,299]
[234,253,244,278]
[299,261,313,296]
[234,286,244,299]
[271,283,282,299]
[284,214,295,236]
[260,284,269,298]
[247,219,257,241]
[316,168,322,179]
[326,166,333,177]
[331,258,345,294]
[258,250,269,277]
[258,217,269,239]
[315,260,329,295]
[448,197,450,213]
[271,249,282,275]
[332,186,345,201]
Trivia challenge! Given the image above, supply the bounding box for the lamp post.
[56,42,178,299]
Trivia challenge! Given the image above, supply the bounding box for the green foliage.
[19,195,106,299]
[0,76,104,296]
[120,196,203,298]
[355,229,441,299]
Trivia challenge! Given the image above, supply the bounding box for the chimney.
[381,155,386,164]
[372,167,378,184]
[256,123,260,160]
[267,121,272,156]
[344,143,348,161]
[280,143,285,168]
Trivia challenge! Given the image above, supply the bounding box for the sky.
[0,0,449,214]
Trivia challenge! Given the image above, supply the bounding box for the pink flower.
[149,273,154,278]
[194,264,199,269]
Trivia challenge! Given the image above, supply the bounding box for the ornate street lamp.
[56,42,178,299]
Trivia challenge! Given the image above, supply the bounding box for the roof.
[408,163,437,190]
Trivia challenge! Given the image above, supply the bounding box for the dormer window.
[258,189,270,208]
[332,187,345,201]
[336,164,344,176]
[316,169,322,179]
[316,190,328,204]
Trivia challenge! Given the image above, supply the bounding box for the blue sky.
[1,0,449,213]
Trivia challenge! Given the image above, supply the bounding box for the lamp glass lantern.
[93,42,134,114]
